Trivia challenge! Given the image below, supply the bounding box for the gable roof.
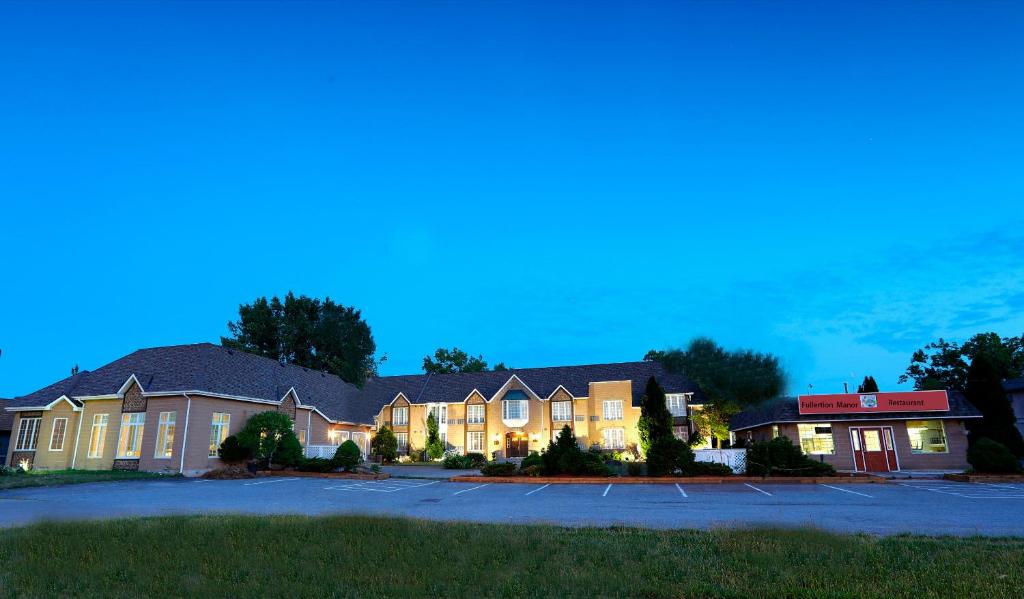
[359,361,703,410]
[3,344,704,426]
[729,391,983,432]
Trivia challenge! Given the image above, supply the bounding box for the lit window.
[467,404,485,424]
[298,429,306,446]
[666,394,687,417]
[797,423,835,455]
[392,406,408,426]
[154,412,176,459]
[602,428,625,450]
[502,400,528,421]
[15,417,41,451]
[906,420,947,453]
[552,401,572,422]
[396,432,409,453]
[49,418,68,451]
[467,431,484,453]
[602,400,623,421]
[771,425,780,439]
[117,413,146,458]
[208,413,230,457]
[88,414,109,458]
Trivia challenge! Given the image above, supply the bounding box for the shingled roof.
[4,344,703,426]
[1004,378,1024,393]
[0,399,13,433]
[729,391,983,432]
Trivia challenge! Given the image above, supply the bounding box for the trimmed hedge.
[480,462,517,477]
[746,436,835,477]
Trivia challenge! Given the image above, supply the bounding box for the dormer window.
[501,390,529,427]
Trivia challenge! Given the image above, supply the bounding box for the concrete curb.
[944,473,1024,483]
[258,471,390,481]
[449,475,884,484]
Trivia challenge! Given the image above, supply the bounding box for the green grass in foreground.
[0,469,169,490]
[1,516,1022,598]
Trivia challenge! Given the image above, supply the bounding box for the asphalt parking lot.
[1,477,1022,536]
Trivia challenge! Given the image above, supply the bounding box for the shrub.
[236,412,300,467]
[520,452,543,470]
[646,437,695,476]
[443,453,477,469]
[465,452,487,467]
[627,461,643,476]
[273,433,304,467]
[685,461,734,476]
[480,462,517,476]
[746,436,836,477]
[332,440,362,472]
[0,465,15,477]
[218,435,253,464]
[372,426,399,464]
[581,453,611,476]
[521,465,543,477]
[296,457,334,473]
[968,437,1022,473]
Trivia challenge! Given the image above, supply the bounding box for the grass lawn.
[1,516,1022,598]
[0,469,170,491]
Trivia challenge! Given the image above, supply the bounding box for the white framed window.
[503,400,528,421]
[208,413,231,457]
[906,420,948,454]
[15,417,41,451]
[602,400,623,421]
[797,423,835,455]
[49,417,68,451]
[154,412,176,459]
[392,406,409,426]
[602,428,625,450]
[88,414,109,458]
[396,432,408,453]
[466,404,485,424]
[116,413,146,458]
[330,430,350,446]
[666,394,687,417]
[467,431,484,453]
[552,401,572,422]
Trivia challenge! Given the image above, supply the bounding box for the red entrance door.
[852,427,897,472]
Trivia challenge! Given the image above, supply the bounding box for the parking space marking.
[896,482,1024,499]
[674,483,687,498]
[453,484,489,495]
[744,483,772,496]
[243,477,298,486]
[525,484,550,496]
[324,480,439,493]
[820,484,872,498]
[602,484,612,497]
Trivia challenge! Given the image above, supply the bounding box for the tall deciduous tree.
[964,353,1024,456]
[638,377,673,454]
[646,338,786,447]
[899,333,1024,391]
[857,376,880,393]
[222,292,378,386]
[422,347,494,374]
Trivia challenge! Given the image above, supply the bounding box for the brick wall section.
[6,411,43,467]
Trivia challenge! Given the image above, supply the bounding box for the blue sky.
[2,1,1022,397]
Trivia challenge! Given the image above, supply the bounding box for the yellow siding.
[74,399,124,471]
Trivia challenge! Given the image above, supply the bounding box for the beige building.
[5,344,704,473]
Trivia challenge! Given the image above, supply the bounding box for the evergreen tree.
[425,411,444,459]
[857,376,880,393]
[638,377,673,454]
[372,426,399,463]
[964,353,1024,456]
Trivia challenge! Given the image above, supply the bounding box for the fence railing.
[305,445,338,460]
[694,448,747,474]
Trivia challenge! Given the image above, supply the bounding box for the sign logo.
[859,394,877,409]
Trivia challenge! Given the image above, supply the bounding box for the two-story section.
[369,361,704,459]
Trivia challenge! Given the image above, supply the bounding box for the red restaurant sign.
[797,390,949,415]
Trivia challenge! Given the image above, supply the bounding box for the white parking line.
[820,484,872,498]
[525,484,550,496]
[324,480,440,493]
[675,483,687,497]
[602,484,612,497]
[453,484,489,495]
[243,477,298,486]
[744,483,772,496]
